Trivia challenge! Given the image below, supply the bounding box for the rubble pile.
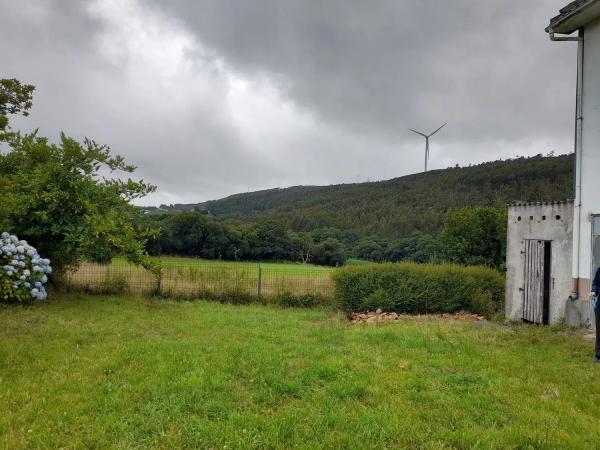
[349,308,485,323]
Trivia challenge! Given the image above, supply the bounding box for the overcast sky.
[0,0,576,206]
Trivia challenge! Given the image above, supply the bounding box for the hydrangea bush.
[0,232,52,303]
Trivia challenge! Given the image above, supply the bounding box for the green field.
[66,257,334,299]
[1,295,599,448]
[112,256,333,273]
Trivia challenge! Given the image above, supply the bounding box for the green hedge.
[333,262,504,317]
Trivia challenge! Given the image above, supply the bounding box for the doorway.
[523,240,552,325]
[592,215,600,282]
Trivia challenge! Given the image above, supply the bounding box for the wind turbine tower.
[408,122,447,172]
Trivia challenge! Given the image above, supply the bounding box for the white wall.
[577,17,600,284]
[506,203,574,324]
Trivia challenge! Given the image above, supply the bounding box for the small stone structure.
[505,201,593,327]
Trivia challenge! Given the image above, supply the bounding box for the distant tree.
[310,227,347,243]
[439,207,507,268]
[225,223,252,261]
[254,220,294,261]
[310,238,347,266]
[160,212,233,259]
[290,232,313,263]
[0,78,35,141]
[386,233,443,263]
[355,237,385,262]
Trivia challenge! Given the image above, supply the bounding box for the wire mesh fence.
[63,257,335,302]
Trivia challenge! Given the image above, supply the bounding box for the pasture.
[1,295,600,449]
[65,257,334,300]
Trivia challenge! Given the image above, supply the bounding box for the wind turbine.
[408,122,447,172]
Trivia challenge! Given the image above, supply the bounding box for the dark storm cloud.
[154,0,575,142]
[0,0,576,205]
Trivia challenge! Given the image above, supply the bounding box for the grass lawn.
[1,296,600,449]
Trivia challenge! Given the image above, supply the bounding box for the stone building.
[506,1,600,327]
[504,201,595,326]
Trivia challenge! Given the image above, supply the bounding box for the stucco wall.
[577,18,600,285]
[505,202,577,325]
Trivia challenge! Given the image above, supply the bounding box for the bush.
[333,262,504,318]
[0,232,52,303]
[0,132,155,274]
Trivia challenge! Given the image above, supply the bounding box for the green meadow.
[1,295,599,449]
[111,256,333,273]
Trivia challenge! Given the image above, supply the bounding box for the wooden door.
[523,240,545,324]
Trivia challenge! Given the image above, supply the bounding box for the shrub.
[0,132,156,275]
[0,232,52,303]
[333,262,504,318]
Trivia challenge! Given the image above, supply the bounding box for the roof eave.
[547,0,600,35]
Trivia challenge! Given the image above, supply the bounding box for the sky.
[0,0,577,206]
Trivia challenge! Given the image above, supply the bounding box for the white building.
[505,202,575,325]
[506,1,600,326]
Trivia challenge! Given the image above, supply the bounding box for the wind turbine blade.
[408,128,428,138]
[428,122,447,137]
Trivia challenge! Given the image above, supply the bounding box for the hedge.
[333,262,504,318]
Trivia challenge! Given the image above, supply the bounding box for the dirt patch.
[349,308,486,323]
[581,330,596,341]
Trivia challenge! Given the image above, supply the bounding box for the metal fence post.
[257,264,262,298]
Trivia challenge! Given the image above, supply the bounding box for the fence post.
[257,264,262,298]
[155,274,162,297]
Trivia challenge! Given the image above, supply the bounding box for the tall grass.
[63,258,335,307]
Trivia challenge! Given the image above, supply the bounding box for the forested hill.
[160,154,573,239]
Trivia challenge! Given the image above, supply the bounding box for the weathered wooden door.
[592,216,600,281]
[523,240,546,324]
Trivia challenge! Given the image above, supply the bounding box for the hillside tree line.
[136,206,507,268]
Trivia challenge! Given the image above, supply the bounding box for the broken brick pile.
[349,308,486,323]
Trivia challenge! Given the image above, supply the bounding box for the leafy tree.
[290,232,313,263]
[0,78,35,141]
[439,207,507,268]
[386,233,443,263]
[355,237,385,262]
[0,132,157,274]
[159,212,233,259]
[310,227,348,243]
[254,220,294,261]
[310,238,347,266]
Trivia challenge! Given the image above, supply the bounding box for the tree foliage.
[147,153,570,268]
[0,78,35,140]
[0,132,156,274]
[138,206,509,269]
[439,207,507,268]
[166,153,572,240]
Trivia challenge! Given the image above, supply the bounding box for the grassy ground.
[1,296,600,449]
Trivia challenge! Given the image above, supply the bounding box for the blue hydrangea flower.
[1,231,52,302]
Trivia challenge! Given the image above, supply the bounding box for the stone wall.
[504,201,591,326]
